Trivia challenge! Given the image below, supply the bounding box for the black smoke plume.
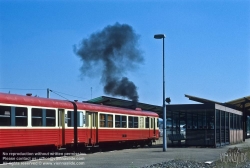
[74,23,143,102]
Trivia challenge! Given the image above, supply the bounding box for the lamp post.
[154,34,167,151]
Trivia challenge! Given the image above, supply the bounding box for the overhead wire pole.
[154,34,167,151]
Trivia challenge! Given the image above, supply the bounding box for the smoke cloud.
[74,23,143,102]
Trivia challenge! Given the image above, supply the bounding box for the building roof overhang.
[225,96,250,111]
[185,94,250,113]
[86,96,162,114]
[185,94,222,105]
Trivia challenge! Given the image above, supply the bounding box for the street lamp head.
[154,34,165,39]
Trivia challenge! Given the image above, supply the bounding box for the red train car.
[0,92,159,152]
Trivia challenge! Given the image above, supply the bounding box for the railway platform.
[1,138,250,168]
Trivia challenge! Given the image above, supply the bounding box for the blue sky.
[0,0,249,106]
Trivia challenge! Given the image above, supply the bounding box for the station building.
[87,94,250,147]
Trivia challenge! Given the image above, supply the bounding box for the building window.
[187,113,192,129]
[234,114,237,130]
[192,113,198,129]
[230,113,234,129]
[237,115,240,129]
[207,110,215,129]
[239,116,242,129]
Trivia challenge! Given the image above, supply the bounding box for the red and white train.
[0,92,159,152]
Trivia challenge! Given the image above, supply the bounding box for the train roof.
[0,92,158,117]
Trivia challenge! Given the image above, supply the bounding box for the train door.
[58,109,65,147]
[150,118,155,137]
[153,118,156,136]
[85,112,98,145]
[145,117,150,137]
[139,117,144,138]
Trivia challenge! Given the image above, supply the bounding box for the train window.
[85,112,90,127]
[0,106,27,126]
[115,115,127,128]
[115,115,121,128]
[79,112,83,127]
[107,115,113,127]
[99,114,112,127]
[0,105,11,126]
[46,109,56,127]
[32,108,43,126]
[67,111,73,127]
[83,114,85,125]
[67,111,83,127]
[134,117,138,128]
[151,118,154,128]
[129,116,133,128]
[100,114,106,127]
[139,117,144,128]
[145,117,149,128]
[128,116,138,128]
[122,116,127,128]
[58,109,64,127]
[15,107,27,126]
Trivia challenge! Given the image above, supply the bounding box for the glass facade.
[166,104,243,147]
